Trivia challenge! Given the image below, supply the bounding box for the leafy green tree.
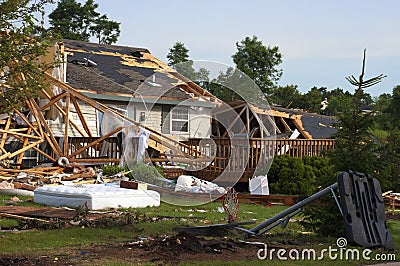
[386,85,400,129]
[49,0,120,44]
[373,93,393,131]
[0,0,57,113]
[302,50,385,237]
[208,66,264,103]
[269,85,301,107]
[268,155,317,195]
[376,130,400,191]
[324,89,353,116]
[232,36,283,95]
[90,14,120,44]
[296,86,327,113]
[208,67,243,102]
[195,67,211,91]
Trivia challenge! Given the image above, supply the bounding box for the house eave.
[82,92,216,108]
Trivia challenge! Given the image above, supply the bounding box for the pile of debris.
[0,160,103,196]
[383,191,400,216]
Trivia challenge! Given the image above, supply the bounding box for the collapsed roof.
[62,39,218,103]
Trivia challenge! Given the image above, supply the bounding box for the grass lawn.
[0,194,399,265]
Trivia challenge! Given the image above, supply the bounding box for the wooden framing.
[0,71,202,173]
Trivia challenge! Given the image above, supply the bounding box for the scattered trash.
[175,175,225,194]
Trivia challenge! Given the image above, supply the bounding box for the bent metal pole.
[249,182,339,235]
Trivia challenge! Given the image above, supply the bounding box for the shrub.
[268,155,316,195]
[102,164,169,187]
[300,157,343,237]
[268,155,343,236]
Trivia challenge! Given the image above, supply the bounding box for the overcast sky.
[47,0,400,96]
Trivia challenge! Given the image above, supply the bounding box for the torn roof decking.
[63,39,217,103]
[227,100,337,139]
[270,106,337,139]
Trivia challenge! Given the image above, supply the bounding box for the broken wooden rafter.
[70,95,92,137]
[40,89,87,137]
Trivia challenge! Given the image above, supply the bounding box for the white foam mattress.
[34,184,160,210]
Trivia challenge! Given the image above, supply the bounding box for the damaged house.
[0,39,219,176]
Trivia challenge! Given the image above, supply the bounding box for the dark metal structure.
[177,171,393,249]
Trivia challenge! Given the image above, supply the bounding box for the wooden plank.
[0,116,12,153]
[0,129,42,139]
[69,158,120,163]
[222,106,246,137]
[13,134,56,162]
[8,139,44,158]
[40,89,87,137]
[39,91,67,111]
[67,126,123,159]
[279,117,292,133]
[0,152,11,160]
[246,105,250,134]
[71,95,92,137]
[25,99,44,136]
[17,128,32,165]
[64,93,70,155]
[29,99,63,158]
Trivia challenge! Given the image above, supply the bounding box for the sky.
[46,0,400,97]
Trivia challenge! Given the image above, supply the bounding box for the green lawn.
[0,194,399,265]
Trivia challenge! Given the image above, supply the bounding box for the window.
[139,112,146,122]
[171,108,188,133]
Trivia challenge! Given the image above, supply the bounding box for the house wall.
[129,103,212,141]
[45,99,98,137]
[44,99,212,141]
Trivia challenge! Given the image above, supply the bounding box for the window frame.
[170,108,189,133]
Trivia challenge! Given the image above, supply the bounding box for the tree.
[166,41,198,80]
[296,86,327,113]
[372,93,393,131]
[0,0,57,113]
[376,130,400,191]
[90,14,120,45]
[303,50,386,238]
[269,85,301,107]
[167,41,189,66]
[49,0,120,44]
[232,36,283,95]
[330,49,385,174]
[386,85,400,129]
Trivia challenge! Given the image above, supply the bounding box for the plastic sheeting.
[175,175,225,194]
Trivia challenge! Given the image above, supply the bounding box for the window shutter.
[161,106,171,134]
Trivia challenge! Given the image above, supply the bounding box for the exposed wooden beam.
[40,89,87,137]
[67,126,123,159]
[279,117,292,133]
[9,139,44,158]
[64,92,70,155]
[70,95,92,137]
[0,129,41,139]
[0,116,12,154]
[13,134,56,162]
[17,128,32,165]
[39,91,67,111]
[292,119,312,139]
[12,109,41,137]
[222,106,246,137]
[29,99,63,158]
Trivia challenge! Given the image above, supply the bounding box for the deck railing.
[184,138,336,181]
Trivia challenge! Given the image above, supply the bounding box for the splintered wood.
[383,191,400,215]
